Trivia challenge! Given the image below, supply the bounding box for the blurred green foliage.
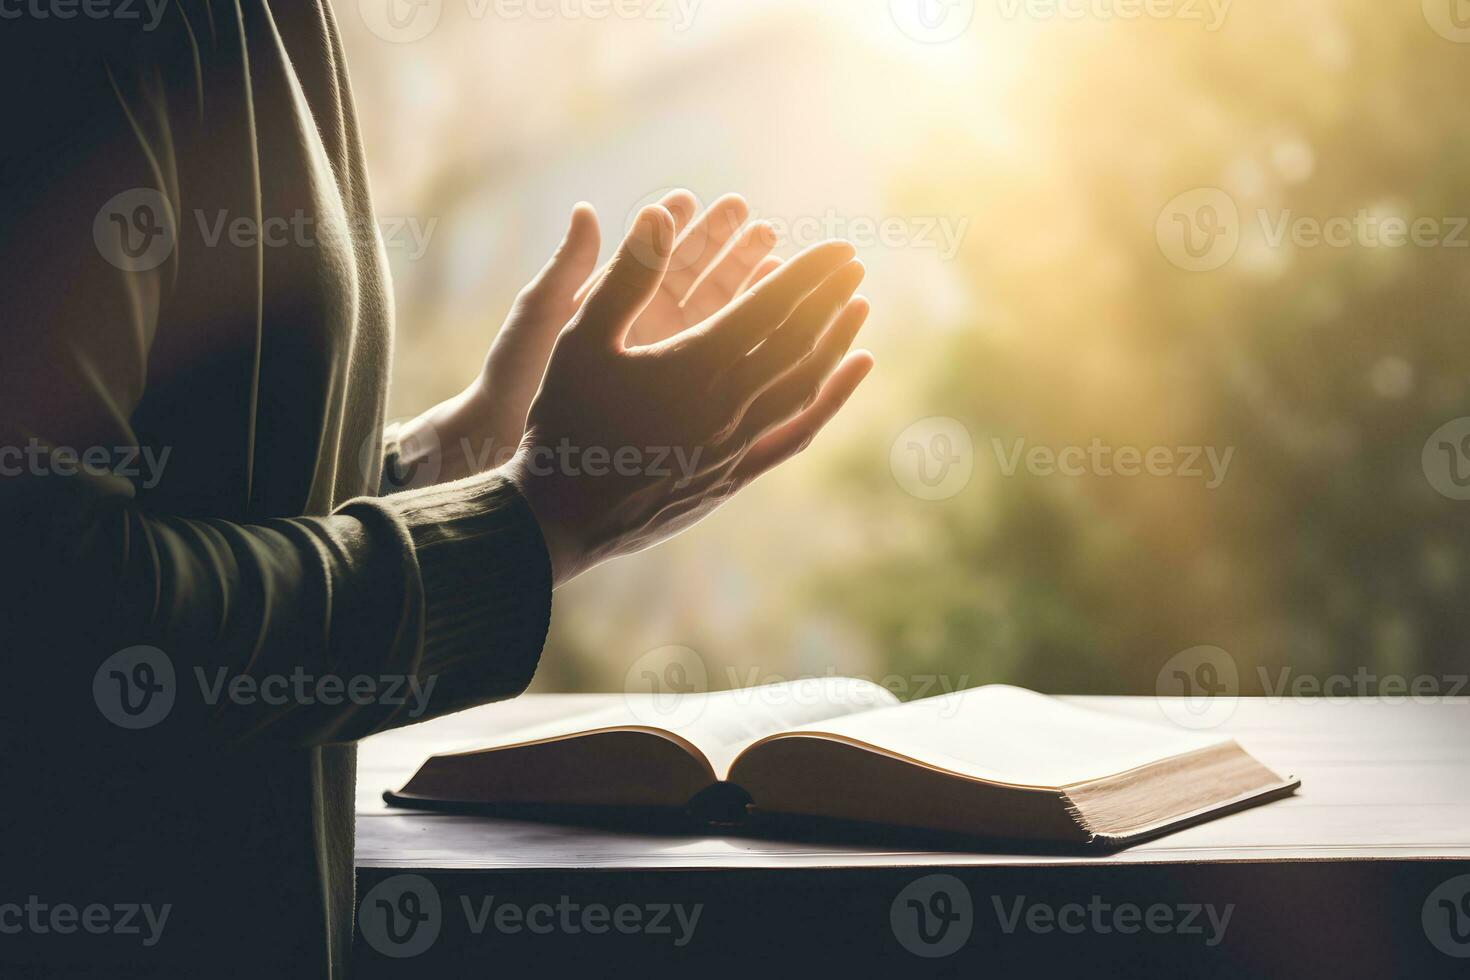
[813,2,1470,694]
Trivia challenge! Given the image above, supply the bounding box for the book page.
[774,685,1230,788]
[450,678,899,777]
[663,678,900,775]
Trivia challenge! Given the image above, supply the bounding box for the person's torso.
[4,4,393,977]
[133,0,393,523]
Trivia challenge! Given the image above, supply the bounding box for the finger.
[658,189,701,234]
[663,193,750,297]
[681,220,778,324]
[735,349,875,482]
[573,190,696,306]
[691,239,857,359]
[726,296,871,452]
[570,205,676,350]
[741,255,784,294]
[524,203,602,310]
[733,261,866,400]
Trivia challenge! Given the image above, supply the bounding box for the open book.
[385,680,1299,850]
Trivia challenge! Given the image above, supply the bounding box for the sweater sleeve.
[0,26,551,749]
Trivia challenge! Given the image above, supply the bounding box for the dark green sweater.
[0,4,551,976]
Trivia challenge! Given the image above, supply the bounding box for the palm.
[586,191,782,347]
[462,192,781,476]
[397,192,790,488]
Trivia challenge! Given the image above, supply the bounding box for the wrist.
[385,412,459,491]
[396,381,514,490]
[502,445,586,588]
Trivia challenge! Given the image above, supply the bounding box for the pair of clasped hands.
[395,191,873,586]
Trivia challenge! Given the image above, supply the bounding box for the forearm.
[3,469,550,747]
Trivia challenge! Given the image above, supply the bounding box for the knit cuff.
[386,472,553,712]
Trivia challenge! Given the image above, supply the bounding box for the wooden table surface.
[357,695,1470,868]
[352,696,1470,977]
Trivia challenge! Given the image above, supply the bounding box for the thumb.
[571,205,675,350]
[524,203,601,304]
